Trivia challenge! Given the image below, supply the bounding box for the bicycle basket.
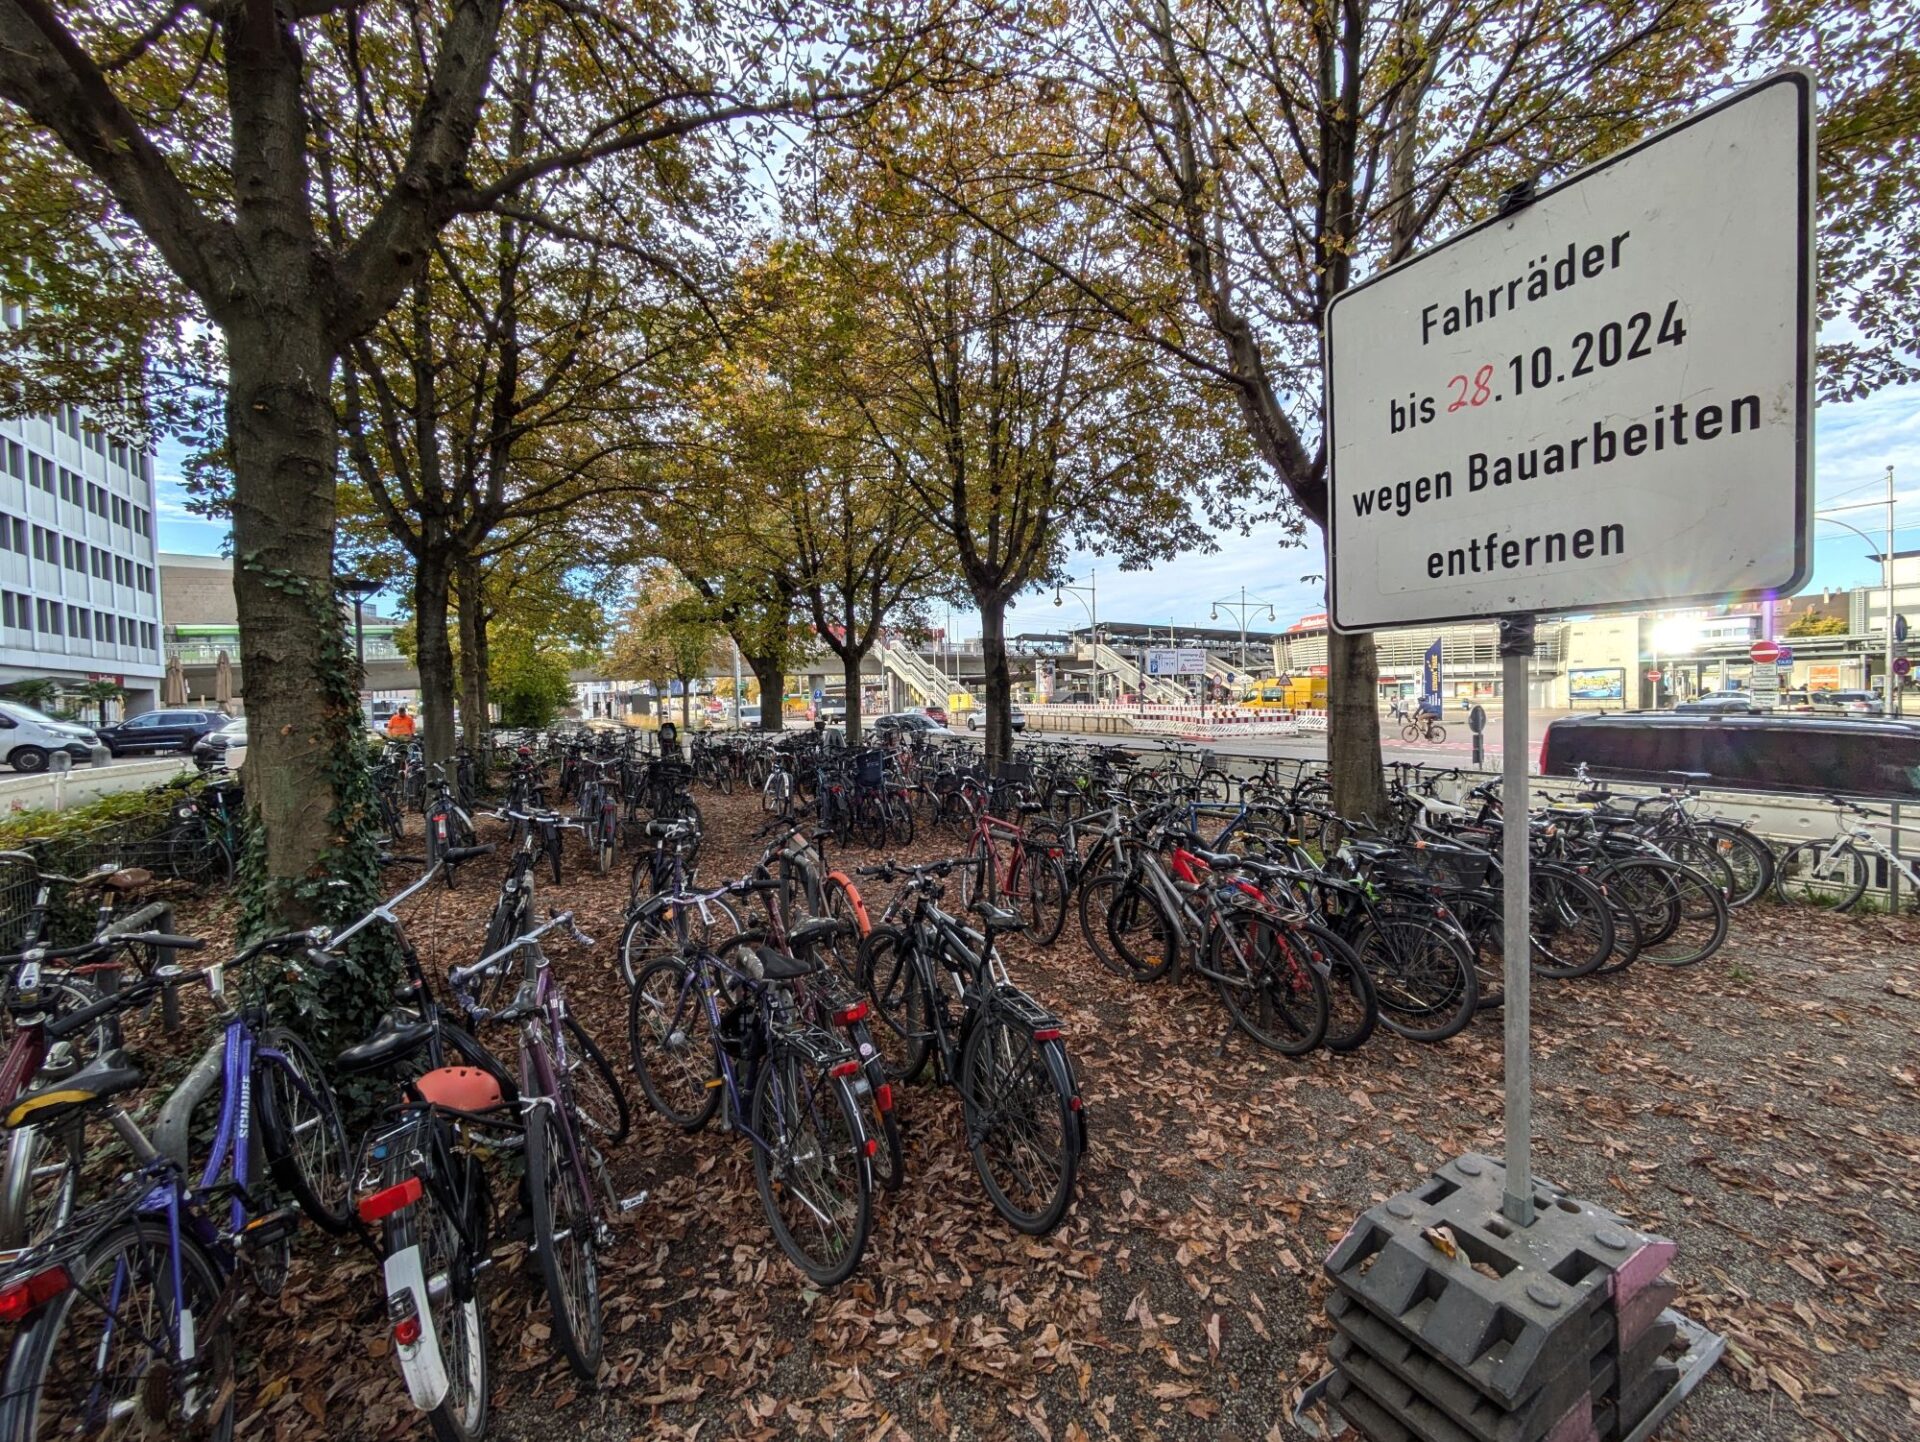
[1409,842,1493,892]
[855,751,887,788]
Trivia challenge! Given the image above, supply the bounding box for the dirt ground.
[156,788,1917,1442]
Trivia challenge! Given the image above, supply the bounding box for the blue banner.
[1421,639,1444,714]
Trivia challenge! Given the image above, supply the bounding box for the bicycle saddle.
[336,1018,435,1074]
[788,918,852,952]
[77,867,153,894]
[968,899,1026,932]
[5,1048,144,1130]
[754,945,817,982]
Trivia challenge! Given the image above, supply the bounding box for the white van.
[0,700,110,773]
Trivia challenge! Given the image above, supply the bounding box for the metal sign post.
[1498,617,1535,1224]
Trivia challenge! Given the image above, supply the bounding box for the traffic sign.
[1750,639,1782,665]
[1897,656,1912,677]
[1145,647,1206,677]
[1645,668,1662,682]
[1775,644,1794,665]
[1325,72,1813,631]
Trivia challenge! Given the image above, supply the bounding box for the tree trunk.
[680,681,692,730]
[979,597,1014,766]
[455,558,488,757]
[1327,628,1390,829]
[473,607,493,732]
[225,312,368,914]
[414,546,457,765]
[842,651,864,746]
[749,653,786,732]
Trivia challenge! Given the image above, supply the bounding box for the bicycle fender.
[384,1241,451,1411]
[152,1037,226,1170]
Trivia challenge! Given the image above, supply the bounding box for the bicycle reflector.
[829,1060,862,1079]
[831,1000,870,1025]
[0,1265,70,1321]
[1033,1028,1063,1042]
[357,1176,424,1225]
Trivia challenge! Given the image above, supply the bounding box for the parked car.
[918,705,949,726]
[96,708,229,757]
[0,700,108,773]
[192,717,248,771]
[965,704,1028,732]
[1672,693,1756,714]
[873,712,953,739]
[1810,689,1882,715]
[815,698,847,723]
[1541,710,1920,799]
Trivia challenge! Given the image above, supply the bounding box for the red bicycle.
[957,794,1070,945]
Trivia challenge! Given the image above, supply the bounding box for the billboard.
[1569,667,1625,702]
[1146,648,1207,676]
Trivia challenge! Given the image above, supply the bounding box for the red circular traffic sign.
[1750,639,1782,664]
[1645,668,1662,681]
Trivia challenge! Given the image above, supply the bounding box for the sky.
[155,381,1919,640]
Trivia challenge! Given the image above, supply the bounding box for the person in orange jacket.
[385,705,416,740]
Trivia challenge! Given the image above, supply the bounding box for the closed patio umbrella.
[164,655,188,707]
[215,650,234,706]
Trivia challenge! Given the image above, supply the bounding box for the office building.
[0,321,165,714]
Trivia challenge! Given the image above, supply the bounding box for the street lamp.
[335,575,382,679]
[1209,585,1279,690]
[1817,473,1901,716]
[1054,570,1099,702]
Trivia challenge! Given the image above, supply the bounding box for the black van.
[1539,712,1920,801]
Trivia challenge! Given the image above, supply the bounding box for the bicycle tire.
[1206,911,1330,1056]
[0,1216,233,1442]
[1355,909,1478,1042]
[0,1120,79,1253]
[1196,769,1234,804]
[1021,848,1070,946]
[1699,821,1775,907]
[1610,858,1730,966]
[561,1016,631,1147]
[751,1048,871,1286]
[384,1150,492,1442]
[626,959,722,1129]
[524,1100,603,1382]
[617,895,741,992]
[1526,865,1616,980]
[1105,876,1181,982]
[257,1026,355,1232]
[1304,922,1378,1052]
[859,927,932,1083]
[960,1017,1080,1235]
[1775,840,1867,911]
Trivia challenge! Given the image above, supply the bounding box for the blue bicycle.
[0,928,350,1440]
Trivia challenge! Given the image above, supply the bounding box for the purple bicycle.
[0,928,351,1439]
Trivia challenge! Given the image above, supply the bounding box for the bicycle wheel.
[1610,858,1729,966]
[617,896,741,991]
[1356,910,1478,1042]
[1075,870,1129,976]
[257,1026,355,1232]
[960,832,996,909]
[1775,840,1867,911]
[561,1016,631,1147]
[385,1151,492,1442]
[1207,911,1329,1056]
[1653,832,1735,898]
[1105,876,1181,982]
[1526,866,1615,980]
[1427,724,1447,744]
[859,927,932,1083]
[1305,922,1378,1052]
[1695,822,1773,908]
[885,796,915,847]
[524,1100,603,1382]
[1021,847,1070,946]
[626,959,722,1130]
[1195,769,1234,805]
[959,1015,1080,1235]
[1,1217,233,1442]
[1400,722,1421,743]
[0,1121,79,1252]
[750,1048,871,1286]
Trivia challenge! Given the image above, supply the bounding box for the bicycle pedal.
[617,1191,648,1213]
[239,1208,301,1247]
